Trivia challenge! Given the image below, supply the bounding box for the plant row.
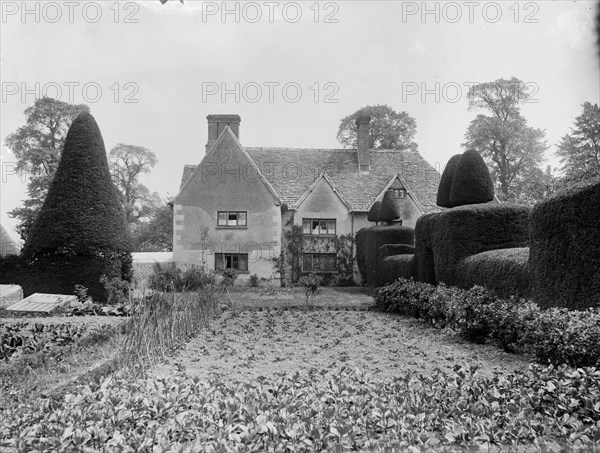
[375,278,600,368]
[3,365,600,451]
[0,323,87,361]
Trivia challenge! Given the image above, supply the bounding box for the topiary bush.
[448,149,495,207]
[366,200,381,224]
[357,226,414,287]
[436,154,462,208]
[418,204,531,287]
[414,213,440,285]
[378,254,415,287]
[379,190,400,224]
[20,113,132,301]
[530,177,600,309]
[455,247,531,298]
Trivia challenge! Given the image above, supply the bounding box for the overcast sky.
[1,0,599,242]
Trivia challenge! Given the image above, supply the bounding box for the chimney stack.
[206,114,241,152]
[356,115,371,172]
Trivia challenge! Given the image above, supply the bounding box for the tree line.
[4,78,599,249]
[5,97,172,251]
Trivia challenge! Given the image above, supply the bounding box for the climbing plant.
[280,216,355,286]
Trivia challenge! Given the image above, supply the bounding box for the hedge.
[448,149,495,207]
[414,213,439,285]
[416,204,531,287]
[379,255,415,287]
[356,226,414,286]
[375,278,600,367]
[376,244,415,286]
[530,177,600,309]
[455,247,531,299]
[21,112,132,302]
[355,228,369,285]
[436,153,462,208]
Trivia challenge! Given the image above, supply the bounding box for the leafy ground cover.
[155,307,530,383]
[2,287,600,451]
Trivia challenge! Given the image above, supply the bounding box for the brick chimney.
[206,114,241,152]
[356,115,371,172]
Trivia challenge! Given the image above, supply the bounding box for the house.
[173,114,441,285]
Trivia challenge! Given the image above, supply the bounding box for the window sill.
[216,270,250,274]
[301,270,339,274]
[301,234,337,238]
[216,226,248,230]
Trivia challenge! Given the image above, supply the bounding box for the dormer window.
[390,188,406,199]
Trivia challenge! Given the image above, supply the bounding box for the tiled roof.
[180,147,441,212]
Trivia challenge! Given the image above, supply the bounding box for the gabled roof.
[295,172,352,210]
[176,127,280,205]
[180,146,441,212]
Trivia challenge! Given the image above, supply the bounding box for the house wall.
[174,136,281,284]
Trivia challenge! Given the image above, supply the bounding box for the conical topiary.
[380,190,401,223]
[22,112,132,301]
[449,149,494,207]
[436,154,463,208]
[367,200,382,224]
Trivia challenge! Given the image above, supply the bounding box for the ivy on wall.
[277,216,355,286]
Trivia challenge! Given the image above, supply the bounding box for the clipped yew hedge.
[530,177,600,309]
[455,247,531,299]
[21,113,132,302]
[415,205,531,287]
[414,212,439,285]
[356,226,414,286]
[379,255,415,287]
[376,244,415,286]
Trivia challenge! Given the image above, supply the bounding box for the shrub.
[355,228,369,285]
[379,255,415,287]
[379,190,400,224]
[298,272,322,305]
[20,113,132,301]
[414,213,439,285]
[375,278,600,366]
[100,275,131,305]
[249,274,260,287]
[376,244,415,285]
[357,226,414,287]
[436,153,462,208]
[220,269,238,287]
[448,149,495,207]
[417,204,531,287]
[530,177,600,309]
[366,200,381,223]
[148,263,214,292]
[455,247,531,298]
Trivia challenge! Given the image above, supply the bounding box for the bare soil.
[156,288,532,382]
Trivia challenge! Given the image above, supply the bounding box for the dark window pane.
[303,254,311,271]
